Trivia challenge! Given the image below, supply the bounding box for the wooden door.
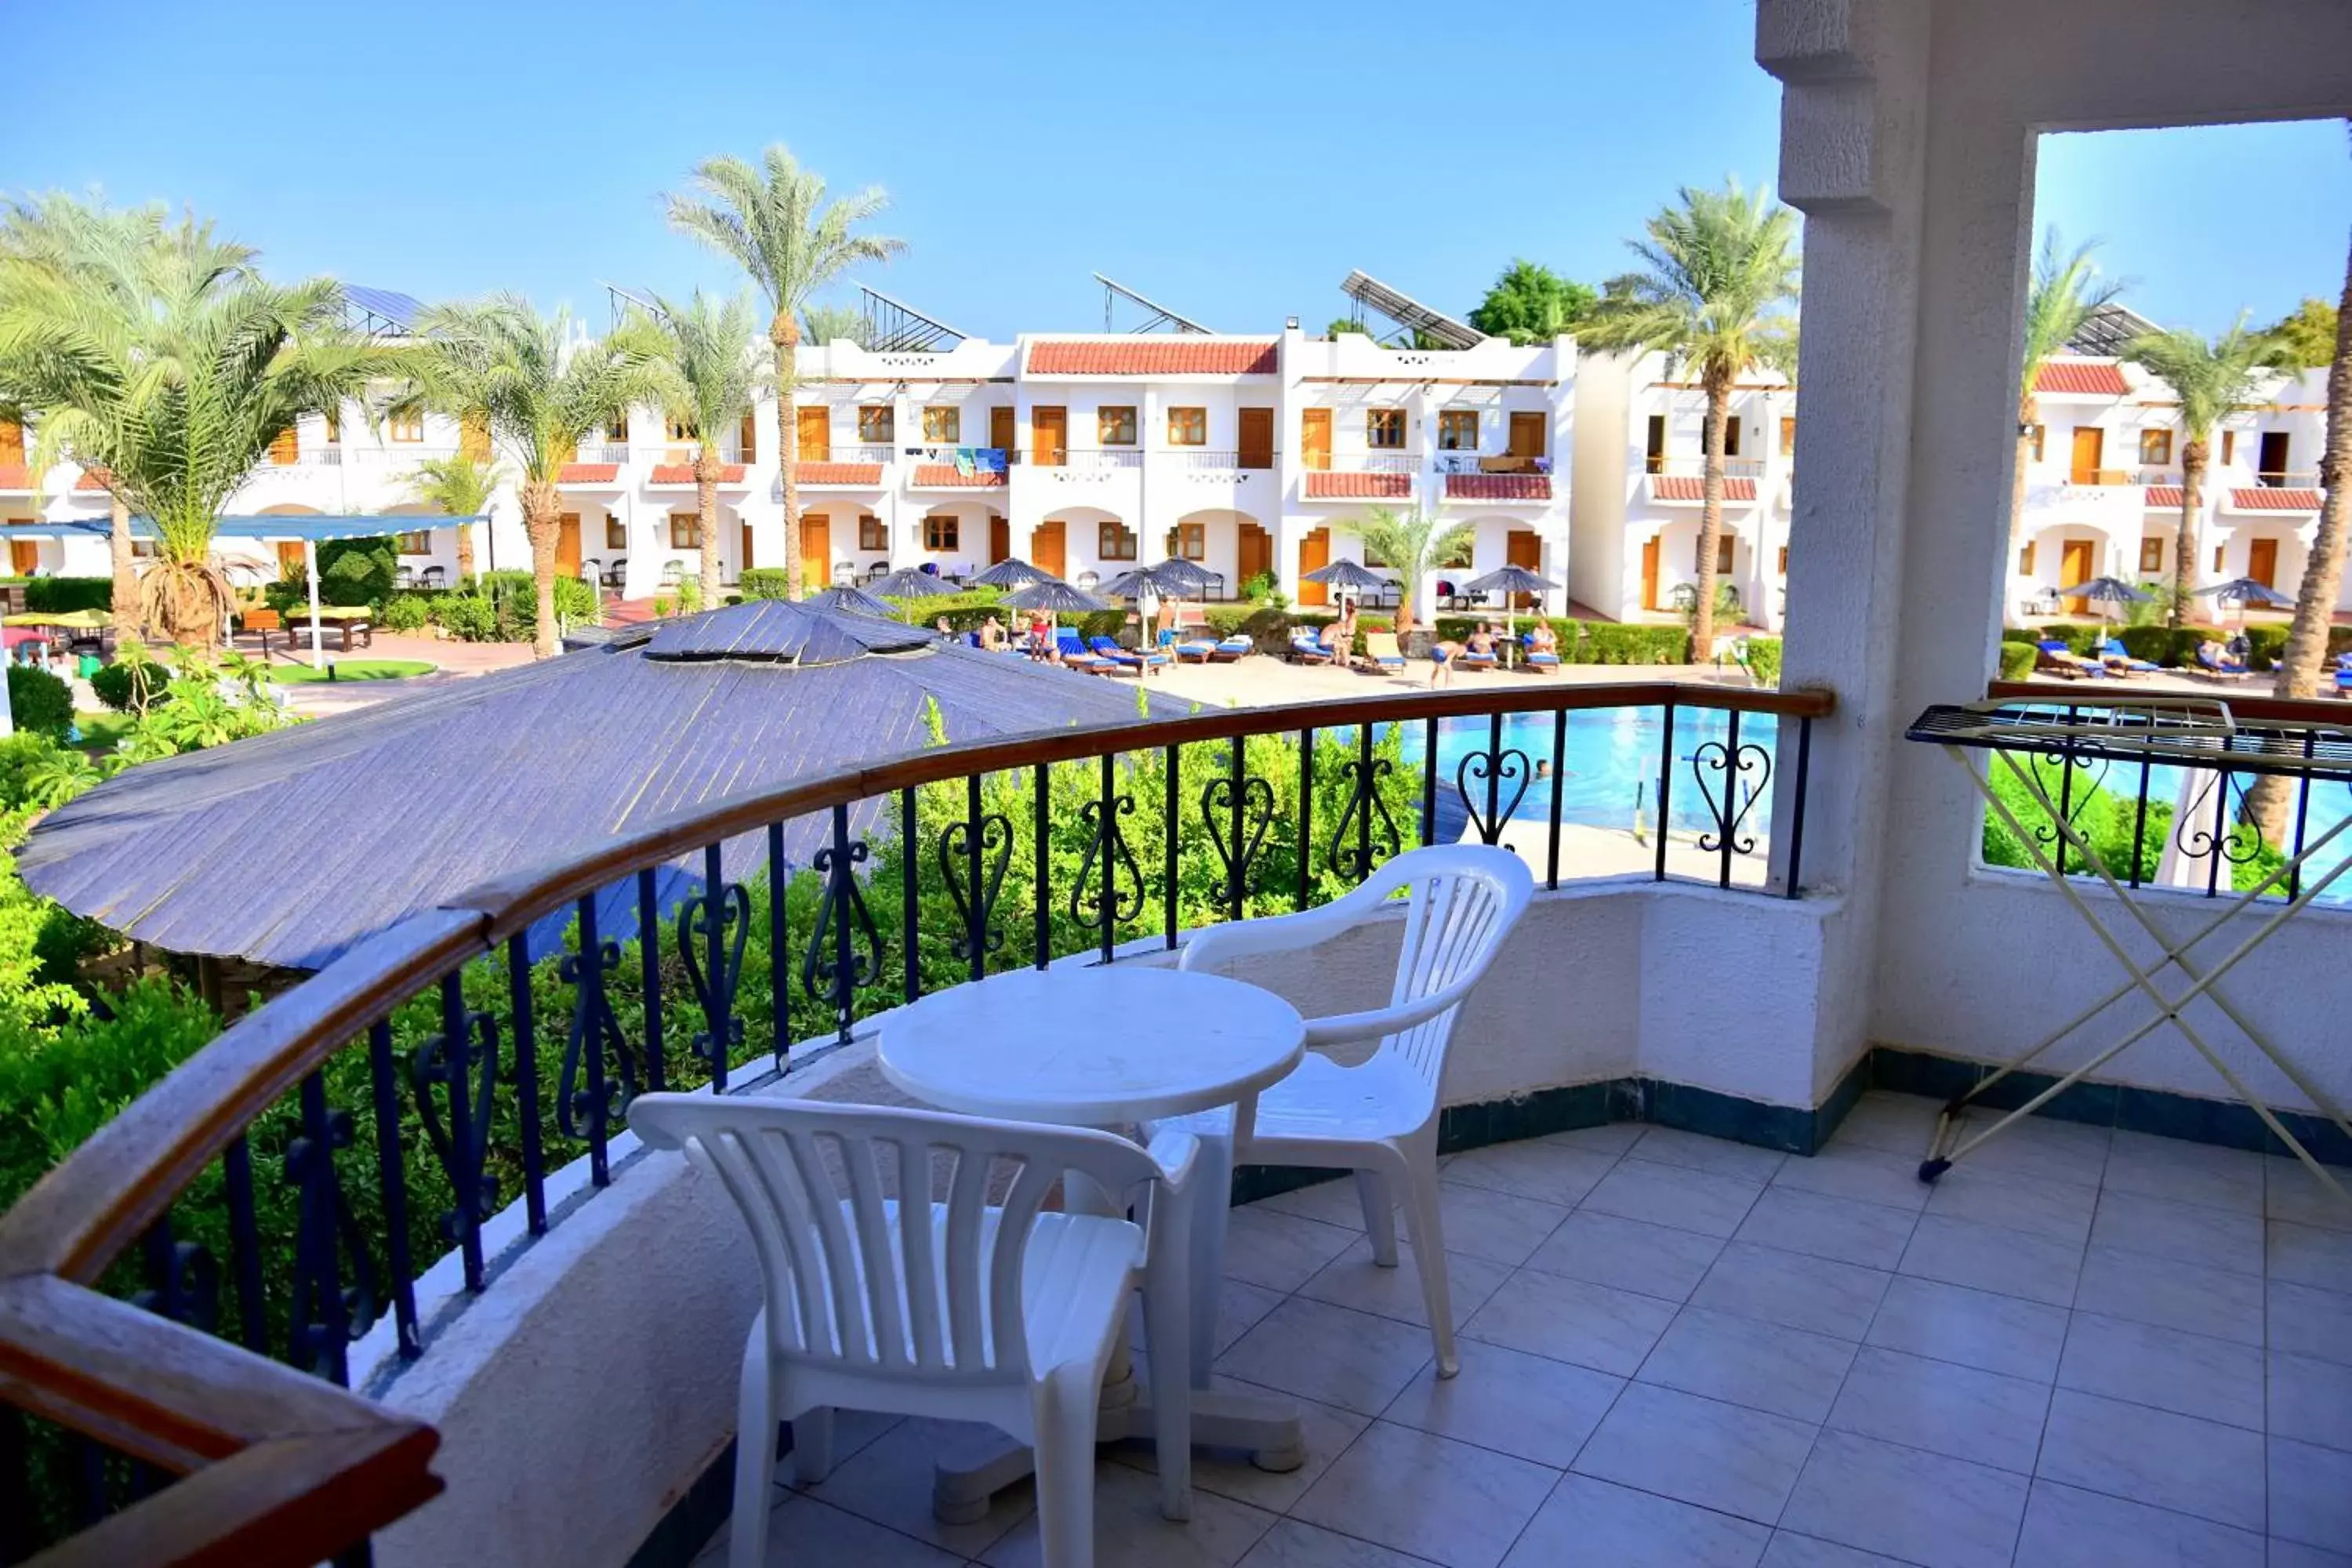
[9,541,38,575]
[989,515,1010,564]
[2069,426,2104,484]
[268,427,299,466]
[278,539,307,575]
[557,514,583,577]
[1238,407,1275,470]
[800,516,831,587]
[1508,412,1545,459]
[1506,529,1542,608]
[1238,522,1272,584]
[1301,408,1331,471]
[1031,520,1065,577]
[739,521,755,572]
[1298,527,1330,607]
[1641,537,1661,611]
[2249,536,2279,588]
[0,421,22,463]
[797,407,830,461]
[2059,538,2093,614]
[1032,407,1066,466]
[989,406,1014,455]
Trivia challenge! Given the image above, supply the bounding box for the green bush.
[739,568,793,601]
[87,659,162,713]
[431,595,498,641]
[429,575,601,642]
[2243,623,2290,671]
[1738,637,1783,688]
[1577,622,1689,664]
[318,538,398,607]
[8,666,73,739]
[379,593,433,633]
[1982,755,2170,883]
[2115,624,2227,667]
[1997,641,2037,681]
[13,579,113,615]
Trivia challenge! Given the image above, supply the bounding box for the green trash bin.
[77,653,100,680]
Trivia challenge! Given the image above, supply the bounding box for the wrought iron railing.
[0,680,1828,1566]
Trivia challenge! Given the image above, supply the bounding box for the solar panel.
[1094,273,1211,334]
[2064,303,2161,358]
[344,285,423,337]
[860,285,970,352]
[1339,270,1485,350]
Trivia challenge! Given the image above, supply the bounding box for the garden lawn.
[71,711,132,753]
[266,659,435,684]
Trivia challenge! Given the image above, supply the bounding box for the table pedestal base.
[931,1376,1304,1525]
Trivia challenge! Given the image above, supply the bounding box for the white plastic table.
[880,964,1308,1521]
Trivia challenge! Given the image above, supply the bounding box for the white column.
[303,538,325,670]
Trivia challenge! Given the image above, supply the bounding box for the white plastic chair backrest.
[1358,847,1534,1094]
[627,1095,1158,1388]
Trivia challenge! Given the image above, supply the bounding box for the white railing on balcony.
[1646,456,1766,479]
[633,443,750,467]
[263,448,343,468]
[574,443,630,465]
[1029,447,1144,474]
[1322,451,1419,474]
[1166,448,1277,476]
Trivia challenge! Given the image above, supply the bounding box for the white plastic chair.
[626,1096,1199,1568]
[1145,844,1533,1377]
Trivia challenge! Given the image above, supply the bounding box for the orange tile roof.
[74,470,111,492]
[2229,487,2322,511]
[912,464,1007,488]
[1028,339,1279,376]
[1651,474,1759,502]
[557,463,620,485]
[650,463,748,485]
[1446,474,1551,503]
[1305,471,1412,499]
[2145,485,2185,508]
[2034,361,2129,396]
[797,463,884,485]
[0,465,29,492]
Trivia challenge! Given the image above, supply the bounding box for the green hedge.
[1739,637,1783,688]
[0,579,114,615]
[739,568,793,600]
[1997,641,2037,681]
[1428,617,1686,665]
[8,666,73,739]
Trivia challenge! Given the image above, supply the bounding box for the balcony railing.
[1168,448,1276,475]
[797,443,893,468]
[264,448,343,468]
[574,443,630,465]
[635,442,749,466]
[1029,446,1145,474]
[1646,456,1766,479]
[0,679,1830,1566]
[1319,451,1418,474]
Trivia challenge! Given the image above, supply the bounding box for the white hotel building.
[0,325,1576,615]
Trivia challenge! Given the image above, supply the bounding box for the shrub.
[1238,570,1278,601]
[739,568,793,601]
[432,594,498,641]
[1737,637,1783,688]
[14,579,113,615]
[379,593,432,633]
[7,666,72,739]
[318,537,398,607]
[1997,641,2037,681]
[1579,622,1688,665]
[2243,623,2290,671]
[2115,624,2227,667]
[87,659,162,713]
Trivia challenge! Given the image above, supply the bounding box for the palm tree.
[665,146,904,601]
[798,303,868,350]
[1356,504,1472,631]
[2015,232,2124,572]
[0,216,393,646]
[409,295,666,658]
[1581,180,1800,659]
[402,451,503,583]
[639,289,764,608]
[2124,318,2289,627]
[0,194,256,641]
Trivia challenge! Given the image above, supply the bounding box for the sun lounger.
[1208,636,1253,662]
[1172,635,1221,663]
[1053,628,1113,672]
[2193,645,2250,681]
[1289,633,1332,665]
[1364,632,1407,671]
[2036,639,2106,680]
[1523,634,1561,670]
[2099,638,2159,677]
[1089,634,1168,676]
[1454,644,1500,671]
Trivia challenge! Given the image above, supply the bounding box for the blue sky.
[4,1,2342,340]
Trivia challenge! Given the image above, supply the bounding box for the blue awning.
[0,514,486,542]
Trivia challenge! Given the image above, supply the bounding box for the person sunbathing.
[1528,622,1559,656]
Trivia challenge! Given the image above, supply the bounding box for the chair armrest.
[1144,1128,1200,1196]
[1298,978,1472,1050]
[1177,899,1363,972]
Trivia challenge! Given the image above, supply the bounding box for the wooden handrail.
[0,677,1829,1566]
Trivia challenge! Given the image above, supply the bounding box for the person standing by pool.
[1428,638,1460,688]
[1333,597,1359,670]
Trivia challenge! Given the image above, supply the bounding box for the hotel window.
[2140,537,2163,573]
[670,513,702,550]
[1777,545,1789,575]
[924,514,959,551]
[325,408,343,443]
[396,531,430,555]
[2220,430,2236,466]
[739,411,756,461]
[0,421,22,462]
[2019,543,2036,575]
[1098,521,1138,561]
[857,405,894,444]
[1172,522,1206,561]
[1644,415,1666,474]
[1366,409,1406,450]
[1697,534,1735,573]
[267,427,299,465]
[668,416,697,443]
[1363,538,1392,568]
[389,411,425,443]
[1778,416,1795,456]
[1721,419,1742,458]
[607,412,629,444]
[923,405,960,444]
[2214,545,2227,572]
[1167,407,1207,446]
[606,517,627,550]
[2139,429,2172,466]
[1438,410,1479,450]
[2027,424,2045,461]
[858,515,887,550]
[1098,406,1138,446]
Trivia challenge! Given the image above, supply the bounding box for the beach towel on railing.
[954,447,975,477]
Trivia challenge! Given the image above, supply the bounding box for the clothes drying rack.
[1904,695,2352,1203]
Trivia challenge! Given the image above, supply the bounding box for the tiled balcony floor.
[695,1093,2352,1567]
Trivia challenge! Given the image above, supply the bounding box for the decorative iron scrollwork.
[1330,753,1402,882]
[2174,770,2266,866]
[1070,793,1144,932]
[802,831,882,1022]
[1456,747,1532,845]
[2021,746,2111,855]
[558,935,637,1141]
[681,878,752,1070]
[1693,739,1773,856]
[283,1087,379,1381]
[133,1225,220,1337]
[1201,772,1276,906]
[939,810,1013,963]
[410,1003,503,1251]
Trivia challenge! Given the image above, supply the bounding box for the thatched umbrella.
[971,557,1048,590]
[804,583,897,619]
[1462,564,1563,669]
[999,576,1111,648]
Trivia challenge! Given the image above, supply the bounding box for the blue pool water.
[1391,708,1781,844]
